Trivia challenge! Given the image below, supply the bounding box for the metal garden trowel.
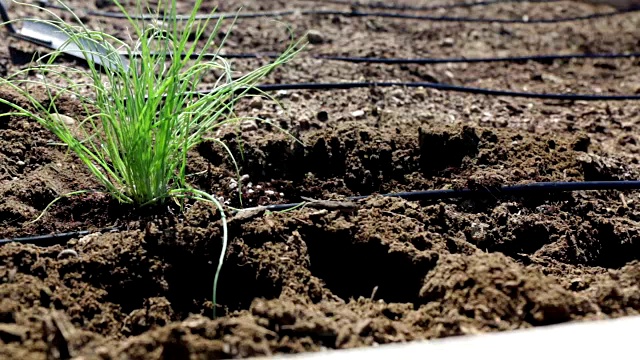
[0,0,128,72]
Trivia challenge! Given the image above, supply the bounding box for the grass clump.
[0,0,304,316]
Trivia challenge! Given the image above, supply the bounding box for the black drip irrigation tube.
[35,0,640,24]
[262,180,640,212]
[313,52,640,64]
[194,81,640,102]
[298,0,563,11]
[133,51,640,65]
[2,180,640,247]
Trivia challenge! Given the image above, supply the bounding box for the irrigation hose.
[0,230,91,247]
[3,180,640,247]
[298,0,562,11]
[131,51,640,65]
[298,0,563,11]
[314,52,640,64]
[35,0,640,24]
[260,180,640,211]
[190,81,640,101]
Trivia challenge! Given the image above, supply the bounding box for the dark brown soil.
[3,0,640,359]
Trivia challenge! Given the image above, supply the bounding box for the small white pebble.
[265,190,275,195]
[351,110,365,118]
[247,189,254,194]
[50,113,76,125]
[16,160,25,166]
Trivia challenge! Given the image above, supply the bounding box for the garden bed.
[2,0,640,358]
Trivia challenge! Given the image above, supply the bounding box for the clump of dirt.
[418,252,594,329]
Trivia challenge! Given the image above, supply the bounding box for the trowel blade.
[17,20,129,72]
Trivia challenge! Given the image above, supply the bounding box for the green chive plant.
[0,0,304,316]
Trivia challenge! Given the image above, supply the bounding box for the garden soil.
[3,0,640,359]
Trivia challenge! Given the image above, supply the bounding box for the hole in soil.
[580,219,640,269]
[419,125,480,174]
[150,234,284,318]
[301,227,433,304]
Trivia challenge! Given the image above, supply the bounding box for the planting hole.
[300,225,434,304]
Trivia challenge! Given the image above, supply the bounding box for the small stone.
[441,37,455,47]
[249,97,263,109]
[241,120,258,131]
[413,88,427,101]
[351,110,365,118]
[16,160,25,166]
[306,30,325,44]
[51,113,76,125]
